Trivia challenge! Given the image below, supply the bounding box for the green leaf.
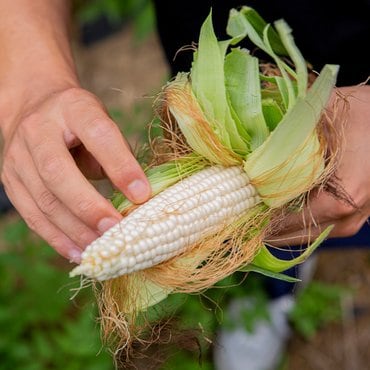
[251,226,333,273]
[244,64,339,207]
[289,281,349,338]
[2,220,29,244]
[274,19,307,98]
[191,11,249,155]
[225,48,269,149]
[227,7,297,110]
[240,264,300,282]
[130,275,172,312]
[261,98,284,131]
[112,155,206,212]
[237,6,288,55]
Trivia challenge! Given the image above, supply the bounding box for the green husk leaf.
[261,98,284,131]
[260,77,285,111]
[227,8,283,55]
[190,11,249,155]
[238,6,287,56]
[244,64,339,207]
[129,275,172,312]
[227,8,297,110]
[251,226,334,273]
[262,25,297,110]
[166,74,242,165]
[269,75,290,111]
[240,264,300,282]
[274,19,307,98]
[112,155,207,212]
[225,48,269,149]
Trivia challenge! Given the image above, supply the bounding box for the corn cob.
[70,165,260,281]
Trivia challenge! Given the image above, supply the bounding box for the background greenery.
[0,220,113,370]
[73,0,156,42]
[0,218,347,370]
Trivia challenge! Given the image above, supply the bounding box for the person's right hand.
[1,86,151,263]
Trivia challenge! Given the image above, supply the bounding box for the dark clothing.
[153,0,370,86]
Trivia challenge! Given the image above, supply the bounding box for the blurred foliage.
[73,0,156,42]
[140,272,350,368]
[0,219,114,370]
[143,272,270,370]
[0,217,351,370]
[288,281,349,339]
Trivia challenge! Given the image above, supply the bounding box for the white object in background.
[213,294,295,370]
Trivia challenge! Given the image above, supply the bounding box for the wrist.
[0,0,79,138]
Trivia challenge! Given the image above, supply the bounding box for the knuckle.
[58,87,88,104]
[24,213,45,234]
[331,201,357,220]
[1,171,18,199]
[38,190,60,216]
[38,155,65,184]
[47,234,64,250]
[74,228,97,247]
[2,145,17,163]
[1,179,13,200]
[83,118,115,141]
[58,87,102,110]
[75,197,99,219]
[335,220,364,237]
[20,112,43,136]
[21,112,40,127]
[47,235,69,253]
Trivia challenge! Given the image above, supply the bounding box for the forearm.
[0,0,79,134]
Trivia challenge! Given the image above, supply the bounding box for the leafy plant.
[140,272,271,369]
[0,219,114,370]
[0,217,350,369]
[288,281,349,339]
[143,273,349,368]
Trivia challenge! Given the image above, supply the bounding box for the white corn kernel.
[70,165,260,281]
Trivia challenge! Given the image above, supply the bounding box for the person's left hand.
[267,85,370,247]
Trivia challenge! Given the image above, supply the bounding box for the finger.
[24,121,123,235]
[274,189,358,235]
[65,104,151,204]
[2,174,82,262]
[14,146,99,248]
[267,212,367,247]
[265,221,334,247]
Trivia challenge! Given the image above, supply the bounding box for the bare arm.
[0,0,151,262]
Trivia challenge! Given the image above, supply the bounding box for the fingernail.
[127,179,151,203]
[69,248,82,264]
[97,217,119,234]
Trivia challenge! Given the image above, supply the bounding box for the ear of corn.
[70,165,260,281]
[70,5,340,327]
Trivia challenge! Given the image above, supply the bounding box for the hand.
[1,87,151,262]
[268,85,370,247]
